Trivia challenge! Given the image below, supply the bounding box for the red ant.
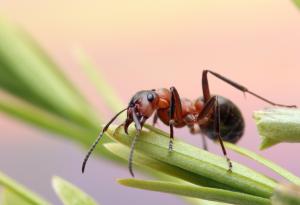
[82,70,296,177]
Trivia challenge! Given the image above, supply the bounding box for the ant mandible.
[82,70,296,177]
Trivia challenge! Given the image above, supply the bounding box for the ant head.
[124,90,159,133]
[129,90,159,116]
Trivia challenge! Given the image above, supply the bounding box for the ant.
[82,70,296,177]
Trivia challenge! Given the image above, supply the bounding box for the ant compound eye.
[147,93,154,102]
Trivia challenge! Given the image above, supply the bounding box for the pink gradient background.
[0,1,300,204]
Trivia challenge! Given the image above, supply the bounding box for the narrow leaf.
[184,198,231,205]
[104,143,232,190]
[1,189,33,205]
[0,91,119,161]
[271,184,300,205]
[225,142,300,186]
[108,125,277,198]
[0,171,50,205]
[52,176,98,205]
[118,179,271,205]
[0,91,93,143]
[104,143,233,205]
[0,17,98,128]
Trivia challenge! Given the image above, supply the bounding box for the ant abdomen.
[200,96,245,143]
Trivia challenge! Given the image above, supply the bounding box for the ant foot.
[226,157,233,173]
[168,140,174,152]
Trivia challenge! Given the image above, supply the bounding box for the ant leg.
[197,96,217,122]
[202,70,296,107]
[168,87,183,152]
[201,133,208,151]
[152,111,158,127]
[196,96,219,150]
[214,96,232,172]
[190,125,208,151]
[197,96,231,169]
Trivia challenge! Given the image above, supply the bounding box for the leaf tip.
[117,178,134,187]
[259,136,280,150]
[51,176,63,192]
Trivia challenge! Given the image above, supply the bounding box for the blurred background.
[0,0,300,204]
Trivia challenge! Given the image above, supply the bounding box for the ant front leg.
[152,111,158,127]
[202,70,296,108]
[168,86,183,152]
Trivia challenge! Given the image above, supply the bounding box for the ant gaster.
[82,70,296,177]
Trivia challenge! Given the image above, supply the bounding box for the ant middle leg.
[189,125,208,151]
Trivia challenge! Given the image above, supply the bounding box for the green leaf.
[0,91,92,142]
[0,171,50,205]
[292,0,300,10]
[225,142,300,186]
[1,189,33,205]
[104,143,233,205]
[0,17,98,129]
[104,142,233,190]
[118,179,271,205]
[0,91,119,161]
[271,184,300,205]
[184,198,231,205]
[0,16,124,165]
[254,108,300,149]
[108,125,277,198]
[52,176,98,205]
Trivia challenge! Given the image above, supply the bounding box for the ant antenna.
[81,107,128,173]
